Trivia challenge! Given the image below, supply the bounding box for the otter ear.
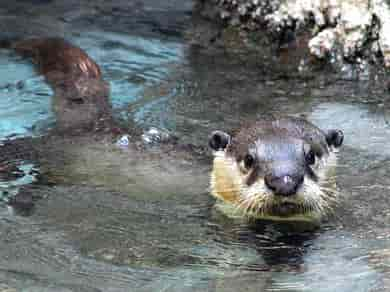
[326,129,344,148]
[209,131,231,151]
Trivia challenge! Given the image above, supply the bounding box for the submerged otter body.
[209,116,344,221]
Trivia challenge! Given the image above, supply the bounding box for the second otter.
[209,116,344,221]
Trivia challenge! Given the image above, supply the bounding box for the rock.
[196,0,390,68]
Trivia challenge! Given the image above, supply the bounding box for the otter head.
[209,126,343,221]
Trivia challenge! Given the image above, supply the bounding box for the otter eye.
[244,153,255,169]
[326,129,344,148]
[305,149,315,165]
[209,131,231,151]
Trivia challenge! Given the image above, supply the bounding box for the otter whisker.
[235,192,257,214]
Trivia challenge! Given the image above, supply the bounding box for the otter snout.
[264,173,304,197]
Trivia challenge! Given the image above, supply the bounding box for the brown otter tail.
[11,37,102,81]
[4,37,119,134]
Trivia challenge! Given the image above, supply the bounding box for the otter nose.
[264,174,304,196]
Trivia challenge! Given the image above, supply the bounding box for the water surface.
[0,1,390,291]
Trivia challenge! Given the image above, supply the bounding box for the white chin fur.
[215,200,322,222]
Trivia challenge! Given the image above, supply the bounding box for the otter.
[1,37,344,223]
[208,116,344,221]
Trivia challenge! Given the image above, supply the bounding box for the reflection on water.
[1,1,390,292]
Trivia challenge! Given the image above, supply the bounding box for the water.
[0,53,53,139]
[1,1,390,291]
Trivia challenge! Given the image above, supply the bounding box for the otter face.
[209,126,343,221]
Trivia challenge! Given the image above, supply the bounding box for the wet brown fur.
[13,37,101,81]
[228,115,329,161]
[9,37,117,133]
